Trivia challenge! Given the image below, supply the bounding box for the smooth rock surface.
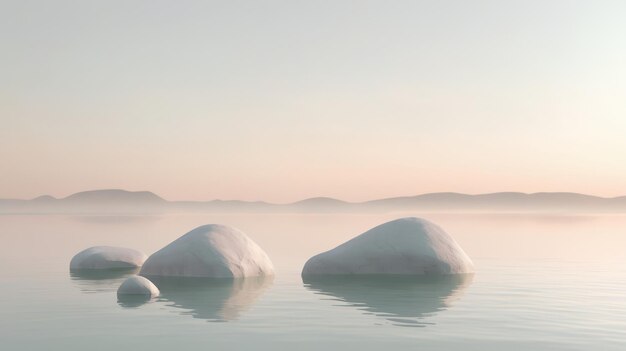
[117,276,160,296]
[302,217,474,276]
[140,224,274,278]
[70,246,147,270]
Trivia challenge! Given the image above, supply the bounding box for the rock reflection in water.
[147,276,273,322]
[117,294,156,308]
[303,274,473,327]
[69,268,140,293]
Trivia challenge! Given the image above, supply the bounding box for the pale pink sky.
[2,1,625,202]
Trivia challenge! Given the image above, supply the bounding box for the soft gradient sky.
[1,0,625,202]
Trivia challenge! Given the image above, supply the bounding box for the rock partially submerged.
[117,276,160,297]
[70,246,147,270]
[302,217,474,276]
[140,224,274,278]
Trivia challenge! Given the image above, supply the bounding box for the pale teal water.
[1,213,625,350]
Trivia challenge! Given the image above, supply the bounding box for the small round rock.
[117,276,160,297]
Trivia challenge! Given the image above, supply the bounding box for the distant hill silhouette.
[363,192,618,211]
[1,189,626,214]
[0,189,167,214]
[289,197,355,213]
[63,189,166,203]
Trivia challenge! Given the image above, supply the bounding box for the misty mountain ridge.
[62,189,166,203]
[1,189,626,214]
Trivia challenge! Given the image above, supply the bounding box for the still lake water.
[1,212,625,350]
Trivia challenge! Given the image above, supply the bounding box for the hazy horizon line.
[4,188,625,204]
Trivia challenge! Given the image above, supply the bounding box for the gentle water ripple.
[1,214,626,350]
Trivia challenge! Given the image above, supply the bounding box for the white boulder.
[140,224,274,278]
[70,246,147,270]
[117,276,160,297]
[302,217,474,276]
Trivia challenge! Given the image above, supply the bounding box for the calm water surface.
[1,213,625,350]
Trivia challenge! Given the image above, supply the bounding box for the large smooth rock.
[70,246,147,270]
[117,276,160,297]
[140,224,274,278]
[302,217,474,276]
